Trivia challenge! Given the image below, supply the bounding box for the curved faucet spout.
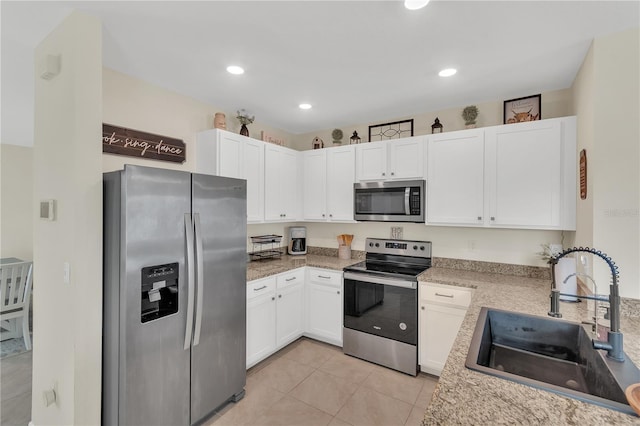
[548,247,624,362]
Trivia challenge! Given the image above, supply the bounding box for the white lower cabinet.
[276,269,305,347]
[246,277,277,368]
[419,282,472,376]
[305,268,343,346]
[246,268,305,368]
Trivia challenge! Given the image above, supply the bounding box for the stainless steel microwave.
[354,180,425,223]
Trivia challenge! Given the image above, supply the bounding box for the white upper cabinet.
[265,143,299,221]
[427,129,485,226]
[356,137,425,181]
[303,146,355,222]
[302,150,327,221]
[196,129,264,222]
[426,117,576,230]
[485,117,575,230]
[326,146,356,221]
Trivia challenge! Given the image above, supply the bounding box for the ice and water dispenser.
[141,263,179,323]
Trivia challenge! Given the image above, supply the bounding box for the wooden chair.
[0,261,33,350]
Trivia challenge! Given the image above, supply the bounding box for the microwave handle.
[405,187,411,215]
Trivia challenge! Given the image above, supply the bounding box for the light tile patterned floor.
[208,338,438,426]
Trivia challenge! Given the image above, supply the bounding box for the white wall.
[32,11,102,425]
[0,144,33,260]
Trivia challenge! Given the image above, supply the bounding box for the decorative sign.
[503,94,541,124]
[102,124,186,163]
[580,149,587,200]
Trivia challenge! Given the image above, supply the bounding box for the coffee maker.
[288,226,307,255]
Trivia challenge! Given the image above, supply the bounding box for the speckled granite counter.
[246,253,360,282]
[419,267,640,425]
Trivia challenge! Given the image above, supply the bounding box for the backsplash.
[307,246,365,260]
[432,257,551,280]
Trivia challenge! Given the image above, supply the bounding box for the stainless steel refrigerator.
[103,165,247,425]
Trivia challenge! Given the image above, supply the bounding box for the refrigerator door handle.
[184,213,196,350]
[193,213,204,346]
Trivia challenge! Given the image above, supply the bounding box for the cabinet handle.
[421,306,425,310]
[329,214,333,218]
[337,291,340,294]
[490,217,495,221]
[435,293,454,298]
[391,172,395,176]
[477,216,482,221]
[382,172,386,176]
[285,277,296,282]
[318,275,331,279]
[322,214,325,217]
[271,297,275,301]
[278,294,282,298]
[253,285,267,291]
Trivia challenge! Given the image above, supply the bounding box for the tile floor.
[207,338,438,426]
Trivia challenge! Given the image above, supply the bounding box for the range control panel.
[365,238,432,258]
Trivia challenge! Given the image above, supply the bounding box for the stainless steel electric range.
[342,238,432,376]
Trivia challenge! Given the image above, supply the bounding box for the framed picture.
[503,94,541,124]
[368,119,414,142]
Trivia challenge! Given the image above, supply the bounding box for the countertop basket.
[249,234,283,261]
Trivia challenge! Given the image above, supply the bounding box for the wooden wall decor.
[579,149,587,200]
[102,123,186,163]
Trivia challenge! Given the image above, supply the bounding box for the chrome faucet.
[548,247,624,362]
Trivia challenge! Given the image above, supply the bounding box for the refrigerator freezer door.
[106,165,192,426]
[190,173,247,424]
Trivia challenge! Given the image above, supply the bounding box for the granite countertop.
[247,252,640,424]
[246,252,360,282]
[420,267,640,425]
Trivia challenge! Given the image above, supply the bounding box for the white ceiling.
[2,1,639,146]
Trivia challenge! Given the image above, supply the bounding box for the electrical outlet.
[63,262,70,284]
[580,254,589,268]
[390,227,403,240]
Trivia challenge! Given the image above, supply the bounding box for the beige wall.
[571,27,639,299]
[291,88,572,151]
[0,144,33,260]
[32,11,102,425]
[102,68,295,173]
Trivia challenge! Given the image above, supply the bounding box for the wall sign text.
[102,124,186,163]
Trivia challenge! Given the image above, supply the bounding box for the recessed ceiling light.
[438,68,457,77]
[226,65,244,75]
[404,0,430,10]
[299,103,312,110]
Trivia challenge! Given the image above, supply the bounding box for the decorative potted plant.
[332,129,343,145]
[236,109,255,136]
[462,105,479,129]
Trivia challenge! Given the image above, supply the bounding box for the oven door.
[343,272,418,345]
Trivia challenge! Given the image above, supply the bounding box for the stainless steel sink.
[466,307,640,415]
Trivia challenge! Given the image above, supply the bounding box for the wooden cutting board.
[626,383,640,415]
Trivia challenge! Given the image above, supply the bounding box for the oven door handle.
[343,272,417,289]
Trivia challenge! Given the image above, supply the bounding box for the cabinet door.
[303,150,327,220]
[427,130,485,226]
[485,120,562,228]
[244,138,265,222]
[306,283,342,346]
[327,146,355,221]
[356,142,387,181]
[280,149,299,220]
[388,137,424,180]
[264,145,282,221]
[247,292,276,367]
[419,303,465,376]
[276,283,304,347]
[217,132,244,179]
